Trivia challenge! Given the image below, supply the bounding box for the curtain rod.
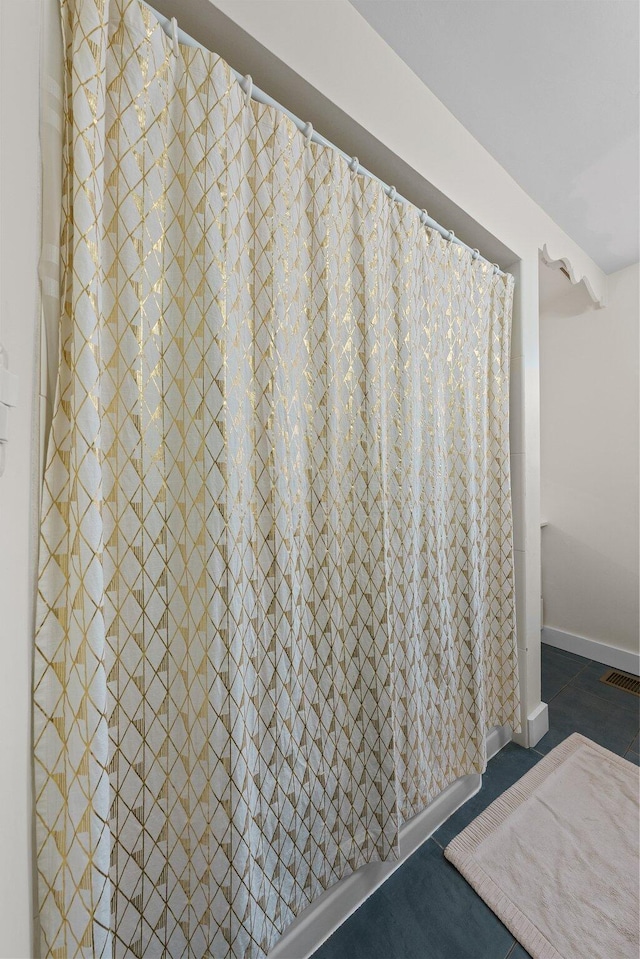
[141,2,506,278]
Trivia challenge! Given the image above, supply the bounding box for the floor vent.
[599,669,640,697]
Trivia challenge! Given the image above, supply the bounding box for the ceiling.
[349,0,639,275]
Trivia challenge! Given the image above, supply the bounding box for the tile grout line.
[566,671,640,715]
[621,729,640,754]
[578,692,640,715]
[568,659,633,710]
[544,658,639,758]
[544,661,592,703]
[542,644,593,666]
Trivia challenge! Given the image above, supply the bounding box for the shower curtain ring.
[303,122,314,147]
[492,263,501,274]
[242,74,253,107]
[171,17,179,58]
[419,208,429,226]
[447,229,455,242]
[471,248,480,260]
[388,185,397,202]
[349,156,359,175]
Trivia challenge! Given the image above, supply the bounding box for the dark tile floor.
[311,643,640,959]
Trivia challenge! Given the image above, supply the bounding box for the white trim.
[268,726,510,959]
[486,723,512,759]
[540,243,606,308]
[527,701,549,747]
[542,627,640,676]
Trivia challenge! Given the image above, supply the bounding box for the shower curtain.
[33,1,519,957]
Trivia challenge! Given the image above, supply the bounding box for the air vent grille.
[600,669,640,697]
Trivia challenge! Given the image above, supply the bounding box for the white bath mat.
[444,733,640,959]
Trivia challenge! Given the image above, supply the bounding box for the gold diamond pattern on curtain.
[33,2,519,958]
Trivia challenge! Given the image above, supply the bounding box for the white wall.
[540,262,640,663]
[0,2,41,956]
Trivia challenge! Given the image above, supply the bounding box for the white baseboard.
[268,725,510,959]
[486,723,512,759]
[511,702,549,749]
[542,626,640,676]
[527,702,549,747]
